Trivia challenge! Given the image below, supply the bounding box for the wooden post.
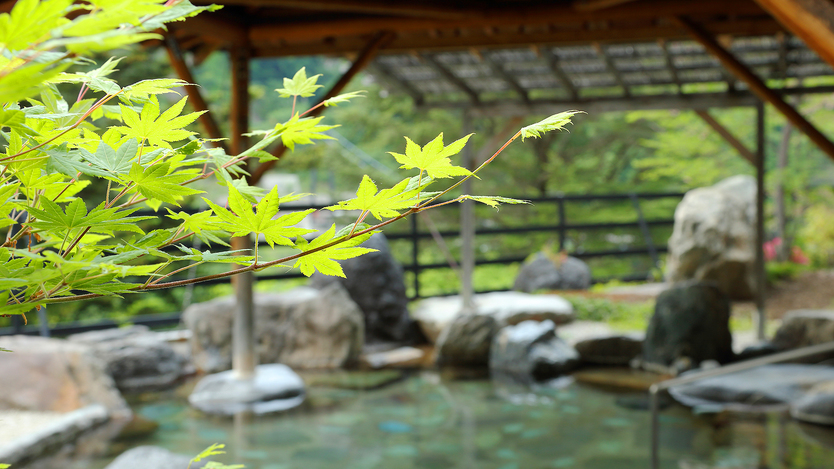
[460,113,475,314]
[755,102,767,340]
[229,45,256,379]
[677,16,834,163]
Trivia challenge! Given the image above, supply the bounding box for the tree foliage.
[0,0,577,318]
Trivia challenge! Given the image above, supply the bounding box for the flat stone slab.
[669,364,834,411]
[105,446,206,469]
[412,292,574,343]
[0,404,108,466]
[189,364,305,416]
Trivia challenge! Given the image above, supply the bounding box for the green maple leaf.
[275,67,323,98]
[113,95,205,148]
[322,90,366,107]
[389,133,474,179]
[293,225,376,277]
[277,114,335,151]
[26,198,154,237]
[203,186,316,248]
[165,209,229,247]
[78,139,137,177]
[127,162,203,206]
[458,195,530,209]
[519,111,583,141]
[325,175,428,221]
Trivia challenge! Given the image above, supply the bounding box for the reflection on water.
[83,372,834,469]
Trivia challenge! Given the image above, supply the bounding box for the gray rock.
[792,380,834,426]
[670,364,834,411]
[513,253,591,292]
[574,333,643,366]
[105,445,206,469]
[0,336,130,418]
[189,363,305,416]
[736,341,783,361]
[773,310,834,349]
[310,233,416,343]
[490,320,579,382]
[412,291,574,344]
[666,175,757,300]
[643,281,734,367]
[183,283,363,373]
[435,314,498,367]
[68,327,190,393]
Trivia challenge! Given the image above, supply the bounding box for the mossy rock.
[302,370,405,390]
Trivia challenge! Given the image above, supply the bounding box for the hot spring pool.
[80,372,834,469]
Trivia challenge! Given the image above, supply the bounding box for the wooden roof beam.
[218,0,475,19]
[658,39,681,90]
[248,31,393,184]
[164,34,228,151]
[754,0,834,68]
[695,110,757,164]
[479,51,530,104]
[367,62,425,105]
[677,16,834,162]
[573,0,642,12]
[539,46,579,100]
[421,54,480,104]
[594,42,631,97]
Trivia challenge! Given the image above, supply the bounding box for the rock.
[361,346,426,369]
[574,333,643,366]
[114,414,159,440]
[412,291,574,344]
[105,445,206,469]
[310,233,417,343]
[182,283,363,373]
[490,320,579,382]
[791,380,834,426]
[435,314,498,367]
[736,341,783,361]
[773,310,834,349]
[513,252,591,292]
[189,364,305,416]
[666,175,758,300]
[0,336,130,418]
[68,327,191,393]
[301,369,404,390]
[669,364,834,410]
[643,281,734,367]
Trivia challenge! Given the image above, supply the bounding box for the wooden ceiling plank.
[219,0,474,19]
[164,34,228,151]
[677,16,834,162]
[175,14,248,46]
[658,39,681,90]
[754,0,834,68]
[421,54,480,104]
[594,42,631,97]
[367,62,425,105]
[248,31,393,184]
[540,46,579,100]
[481,52,530,104]
[695,110,757,164]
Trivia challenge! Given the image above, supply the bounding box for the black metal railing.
[0,191,684,336]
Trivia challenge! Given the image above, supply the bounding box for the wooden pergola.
[158,0,834,378]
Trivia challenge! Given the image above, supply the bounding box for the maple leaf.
[519,111,583,141]
[293,225,376,277]
[276,114,335,151]
[389,133,474,179]
[325,175,428,221]
[458,195,530,209]
[203,186,316,248]
[322,90,366,107]
[113,95,205,149]
[26,198,154,237]
[275,67,323,98]
[166,209,229,246]
[127,162,203,206]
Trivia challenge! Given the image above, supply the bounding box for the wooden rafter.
[248,31,393,185]
[573,0,642,12]
[677,16,834,162]
[695,110,756,164]
[421,54,480,104]
[754,0,834,68]
[539,46,578,100]
[367,62,425,105]
[658,39,681,89]
[480,52,530,104]
[594,42,631,97]
[230,45,250,156]
[164,34,227,151]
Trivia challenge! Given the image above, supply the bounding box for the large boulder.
[182,283,363,373]
[643,281,734,367]
[666,175,757,300]
[435,314,497,367]
[513,252,591,292]
[0,336,130,418]
[105,446,206,469]
[189,364,305,416]
[490,320,579,382]
[773,310,834,349]
[412,291,574,344]
[310,233,416,343]
[68,326,191,393]
[670,364,834,411]
[574,333,643,366]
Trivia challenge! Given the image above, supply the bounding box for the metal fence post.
[629,192,660,268]
[557,196,566,251]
